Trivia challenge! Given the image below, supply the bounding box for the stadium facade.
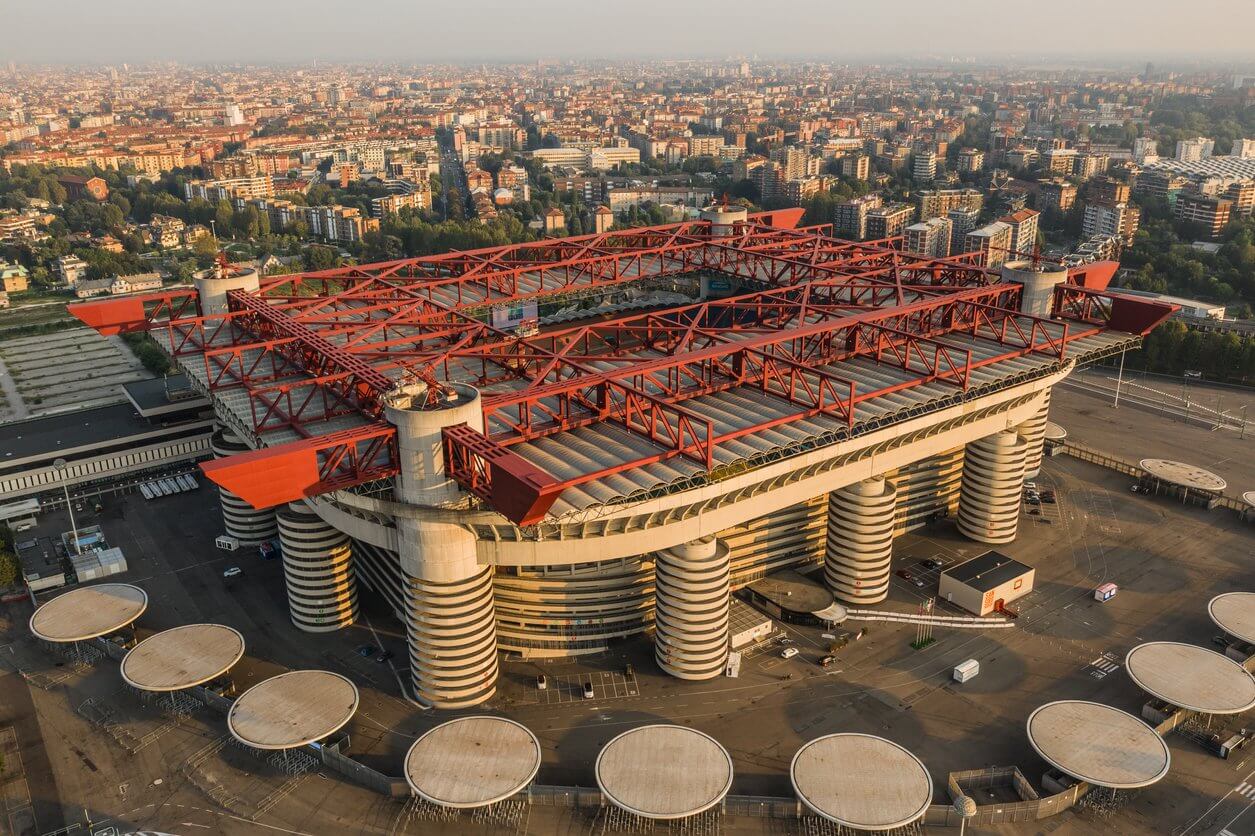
[71,207,1174,707]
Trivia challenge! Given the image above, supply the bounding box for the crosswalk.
[1086,653,1121,679]
[1233,781,1255,801]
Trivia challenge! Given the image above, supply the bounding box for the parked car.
[781,647,800,659]
[222,566,243,580]
[536,674,548,690]
[817,655,836,668]
[1130,484,1141,493]
[375,650,394,664]
[624,663,634,678]
[777,637,795,645]
[922,559,943,570]
[356,645,375,658]
[1213,635,1231,649]
[912,578,925,588]
[582,681,595,699]
[896,569,914,581]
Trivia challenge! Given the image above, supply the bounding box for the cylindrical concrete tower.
[211,428,277,545]
[700,203,748,237]
[1018,392,1051,479]
[654,537,731,680]
[957,429,1028,544]
[276,500,358,632]
[824,477,898,605]
[384,382,499,708]
[194,263,260,316]
[1001,260,1069,318]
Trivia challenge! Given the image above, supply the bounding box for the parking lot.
[538,670,640,705]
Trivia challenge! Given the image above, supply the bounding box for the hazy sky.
[6,0,1255,65]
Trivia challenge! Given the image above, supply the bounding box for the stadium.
[69,204,1174,708]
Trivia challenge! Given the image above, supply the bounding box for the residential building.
[963,221,1014,267]
[1089,178,1131,205]
[1174,193,1233,238]
[184,175,274,202]
[912,151,937,181]
[1176,137,1215,162]
[0,262,30,293]
[1082,200,1140,245]
[904,216,952,258]
[1226,181,1254,217]
[55,255,88,286]
[0,213,41,242]
[371,192,428,218]
[1073,153,1108,180]
[110,273,162,295]
[1231,139,1255,159]
[834,194,882,239]
[1037,179,1078,213]
[543,207,565,234]
[687,136,725,157]
[956,148,985,173]
[1133,137,1159,165]
[606,186,714,212]
[1042,148,1077,175]
[999,209,1040,258]
[947,205,981,252]
[593,205,614,234]
[866,203,915,240]
[918,188,982,221]
[841,154,869,180]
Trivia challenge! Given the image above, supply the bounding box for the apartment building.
[963,221,1013,267]
[1176,137,1215,162]
[184,175,274,203]
[688,135,725,157]
[947,205,981,253]
[904,216,953,258]
[841,154,870,181]
[912,151,937,181]
[1037,179,1078,213]
[866,203,915,240]
[1042,148,1077,175]
[1174,193,1233,238]
[999,209,1040,258]
[918,188,983,221]
[371,192,428,218]
[834,194,883,240]
[956,148,985,173]
[1081,200,1140,245]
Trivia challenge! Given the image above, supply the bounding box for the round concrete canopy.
[1210,592,1255,645]
[404,716,541,808]
[1139,458,1227,492]
[29,583,148,643]
[1027,701,1170,789]
[595,725,733,820]
[790,733,933,831]
[1243,491,1255,509]
[1125,642,1255,714]
[1042,421,1067,442]
[227,670,358,750]
[121,624,245,692]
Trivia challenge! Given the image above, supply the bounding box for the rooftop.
[227,670,359,750]
[790,733,932,830]
[1026,701,1170,789]
[1139,459,1227,493]
[941,551,1033,593]
[1210,592,1255,646]
[403,716,541,808]
[29,583,148,643]
[121,623,246,692]
[747,569,834,615]
[595,725,733,820]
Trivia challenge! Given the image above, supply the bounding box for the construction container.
[953,659,980,683]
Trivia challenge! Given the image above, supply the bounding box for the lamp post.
[53,458,79,555]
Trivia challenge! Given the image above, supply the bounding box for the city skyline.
[6,0,1255,65]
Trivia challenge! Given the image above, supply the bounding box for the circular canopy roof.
[227,670,358,750]
[404,716,541,808]
[1042,421,1067,442]
[790,734,932,831]
[1243,491,1255,509]
[595,725,733,820]
[1125,642,1255,714]
[1139,459,1226,492]
[30,583,148,643]
[121,624,245,692]
[1210,592,1255,645]
[1027,701,1170,789]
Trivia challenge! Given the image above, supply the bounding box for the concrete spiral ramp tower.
[654,537,731,680]
[276,500,358,632]
[1018,392,1051,479]
[211,428,277,545]
[958,429,1028,544]
[824,477,898,605]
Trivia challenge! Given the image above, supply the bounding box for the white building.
[1176,137,1215,162]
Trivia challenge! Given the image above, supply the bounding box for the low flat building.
[939,551,1035,616]
[745,569,835,625]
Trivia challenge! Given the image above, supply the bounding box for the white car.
[781,647,800,659]
[222,566,243,580]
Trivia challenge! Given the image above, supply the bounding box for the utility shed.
[939,551,1034,616]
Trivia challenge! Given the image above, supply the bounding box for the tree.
[214,200,233,237]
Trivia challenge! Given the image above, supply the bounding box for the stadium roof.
[69,210,1174,526]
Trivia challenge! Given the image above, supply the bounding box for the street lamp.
[53,458,79,555]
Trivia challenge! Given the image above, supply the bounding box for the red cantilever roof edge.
[200,439,324,508]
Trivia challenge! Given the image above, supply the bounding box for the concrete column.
[1001,261,1068,318]
[824,476,898,605]
[211,428,277,545]
[957,429,1028,545]
[1018,392,1051,480]
[276,500,358,633]
[654,536,731,681]
[384,382,498,707]
[194,264,260,316]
